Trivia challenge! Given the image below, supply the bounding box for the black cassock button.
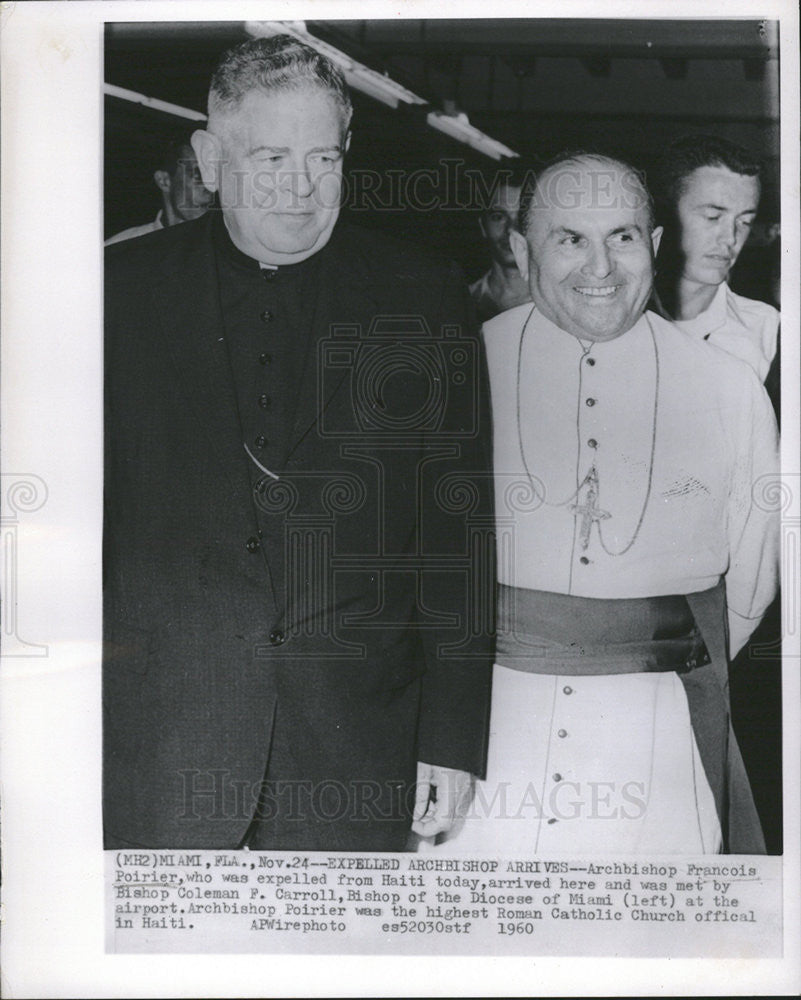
[260,309,273,323]
[258,352,273,366]
[262,268,276,281]
[269,630,285,646]
[254,435,267,449]
[258,394,271,409]
[586,397,596,407]
[246,536,260,553]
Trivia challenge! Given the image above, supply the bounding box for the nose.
[582,240,613,279]
[718,218,737,251]
[294,169,314,198]
[279,161,314,204]
[286,163,314,200]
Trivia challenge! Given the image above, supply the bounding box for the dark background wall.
[104,18,783,851]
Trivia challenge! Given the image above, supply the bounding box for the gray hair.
[208,35,353,134]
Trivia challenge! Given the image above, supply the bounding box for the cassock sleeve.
[414,262,495,777]
[725,365,780,658]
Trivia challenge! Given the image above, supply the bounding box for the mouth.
[273,211,316,224]
[573,285,621,298]
[704,254,732,265]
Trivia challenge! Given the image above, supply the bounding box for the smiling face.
[193,85,349,264]
[512,160,662,342]
[675,164,760,288]
[480,182,522,267]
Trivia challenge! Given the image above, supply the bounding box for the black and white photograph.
[1,1,799,996]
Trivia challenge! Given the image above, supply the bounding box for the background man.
[104,37,494,851]
[448,152,777,854]
[105,131,213,244]
[469,172,532,322]
[652,134,779,383]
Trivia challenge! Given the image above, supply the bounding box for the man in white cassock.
[447,153,778,855]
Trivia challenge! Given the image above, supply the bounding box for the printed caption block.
[107,851,783,956]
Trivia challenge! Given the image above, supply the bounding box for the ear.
[153,170,172,194]
[191,128,222,193]
[344,131,352,154]
[510,229,530,281]
[478,216,488,239]
[650,225,663,258]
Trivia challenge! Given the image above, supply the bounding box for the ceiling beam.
[327,18,777,61]
[581,55,612,77]
[659,57,688,80]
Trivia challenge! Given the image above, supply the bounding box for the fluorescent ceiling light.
[427,111,519,161]
[246,20,427,109]
[245,22,520,160]
[104,83,207,121]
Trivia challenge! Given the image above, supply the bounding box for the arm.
[725,369,780,658]
[414,262,495,781]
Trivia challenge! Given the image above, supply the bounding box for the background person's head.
[154,133,214,226]
[654,134,762,291]
[512,152,661,342]
[478,171,527,271]
[192,36,353,265]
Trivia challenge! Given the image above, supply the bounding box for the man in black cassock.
[103,35,494,851]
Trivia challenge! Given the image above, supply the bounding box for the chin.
[689,264,729,285]
[264,230,321,254]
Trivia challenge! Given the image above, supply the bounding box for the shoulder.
[725,286,780,328]
[647,310,768,405]
[105,214,211,279]
[482,303,534,341]
[104,220,160,246]
[331,220,464,286]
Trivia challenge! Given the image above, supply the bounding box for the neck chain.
[515,307,660,557]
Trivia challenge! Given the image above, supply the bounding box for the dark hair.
[208,35,352,133]
[518,150,655,236]
[156,131,197,175]
[653,134,762,224]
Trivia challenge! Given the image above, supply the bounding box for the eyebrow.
[248,144,343,155]
[696,202,758,214]
[549,224,642,238]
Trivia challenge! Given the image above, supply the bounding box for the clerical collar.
[530,306,644,350]
[211,210,327,278]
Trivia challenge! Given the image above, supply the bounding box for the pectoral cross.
[570,466,610,551]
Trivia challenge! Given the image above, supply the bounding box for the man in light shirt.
[105,132,213,245]
[447,152,778,855]
[652,134,779,383]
